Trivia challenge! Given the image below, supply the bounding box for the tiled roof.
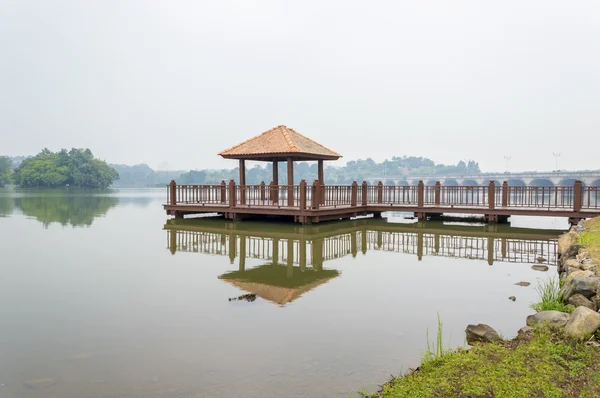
[218,125,342,159]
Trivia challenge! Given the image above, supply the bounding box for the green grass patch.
[375,327,600,397]
[579,217,600,263]
[530,277,573,313]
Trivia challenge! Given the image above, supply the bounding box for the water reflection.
[0,193,13,217]
[165,218,560,305]
[0,188,158,227]
[14,194,119,228]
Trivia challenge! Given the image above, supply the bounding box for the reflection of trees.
[15,194,118,228]
[0,194,13,217]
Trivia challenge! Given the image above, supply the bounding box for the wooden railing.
[167,179,598,213]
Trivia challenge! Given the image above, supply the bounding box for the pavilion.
[218,125,342,189]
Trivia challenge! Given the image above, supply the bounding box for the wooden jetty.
[164,125,600,225]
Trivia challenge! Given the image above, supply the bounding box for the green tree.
[13,148,119,188]
[0,156,12,186]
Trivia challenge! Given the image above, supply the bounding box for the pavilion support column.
[272,161,279,184]
[239,159,246,205]
[287,157,294,207]
[318,160,324,205]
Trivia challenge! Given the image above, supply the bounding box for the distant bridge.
[365,170,600,187]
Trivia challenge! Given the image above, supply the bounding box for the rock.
[561,276,600,300]
[563,244,585,260]
[518,326,532,335]
[25,378,55,389]
[563,258,582,270]
[508,296,516,301]
[577,251,591,262]
[592,296,600,310]
[532,265,549,272]
[564,306,600,340]
[567,294,596,310]
[515,281,530,287]
[536,257,547,264]
[526,311,571,329]
[581,260,597,271]
[565,270,594,284]
[465,324,501,345]
[558,232,579,256]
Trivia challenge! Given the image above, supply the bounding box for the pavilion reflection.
[164,218,561,305]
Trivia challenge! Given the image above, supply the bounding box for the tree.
[0,156,12,186]
[13,148,119,188]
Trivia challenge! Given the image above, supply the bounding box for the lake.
[0,188,569,397]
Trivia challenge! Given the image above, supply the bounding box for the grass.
[423,314,450,365]
[374,326,600,397]
[579,218,600,263]
[530,276,573,313]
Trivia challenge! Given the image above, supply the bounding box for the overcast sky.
[1,0,599,172]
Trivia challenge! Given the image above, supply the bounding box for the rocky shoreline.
[372,217,600,397]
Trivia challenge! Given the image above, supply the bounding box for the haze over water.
[0,188,567,397]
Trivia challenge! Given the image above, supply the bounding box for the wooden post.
[318,159,324,185]
[417,180,424,208]
[312,180,320,209]
[434,181,441,205]
[287,158,294,207]
[574,180,583,212]
[169,180,177,205]
[299,180,307,210]
[488,180,495,210]
[377,181,383,203]
[351,181,358,207]
[260,181,266,201]
[239,159,246,205]
[270,181,278,204]
[220,180,226,203]
[501,181,508,207]
[228,179,236,208]
[362,181,368,206]
[272,161,278,185]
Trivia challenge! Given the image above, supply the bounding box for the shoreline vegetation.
[1,153,481,188]
[365,217,600,398]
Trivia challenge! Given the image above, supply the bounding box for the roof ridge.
[280,125,298,152]
[217,125,281,155]
[286,127,342,157]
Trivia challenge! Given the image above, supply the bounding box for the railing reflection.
[165,221,558,267]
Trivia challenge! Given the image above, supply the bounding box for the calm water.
[0,188,568,397]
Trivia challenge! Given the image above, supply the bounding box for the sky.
[1,0,599,173]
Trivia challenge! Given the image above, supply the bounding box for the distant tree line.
[175,156,481,185]
[8,149,119,189]
[1,152,480,188]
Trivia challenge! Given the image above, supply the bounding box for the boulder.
[592,296,600,310]
[518,326,532,335]
[563,259,582,270]
[565,270,594,284]
[567,293,596,310]
[526,311,570,329]
[561,276,600,300]
[532,265,549,272]
[562,243,585,260]
[465,324,501,345]
[558,232,579,256]
[515,281,531,287]
[508,296,516,301]
[577,251,591,262]
[581,260,597,272]
[564,306,600,340]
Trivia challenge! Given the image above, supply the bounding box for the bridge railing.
[166,182,228,205]
[583,186,600,209]
[167,180,598,214]
[504,185,575,208]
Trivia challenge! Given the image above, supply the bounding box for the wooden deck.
[164,180,600,225]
